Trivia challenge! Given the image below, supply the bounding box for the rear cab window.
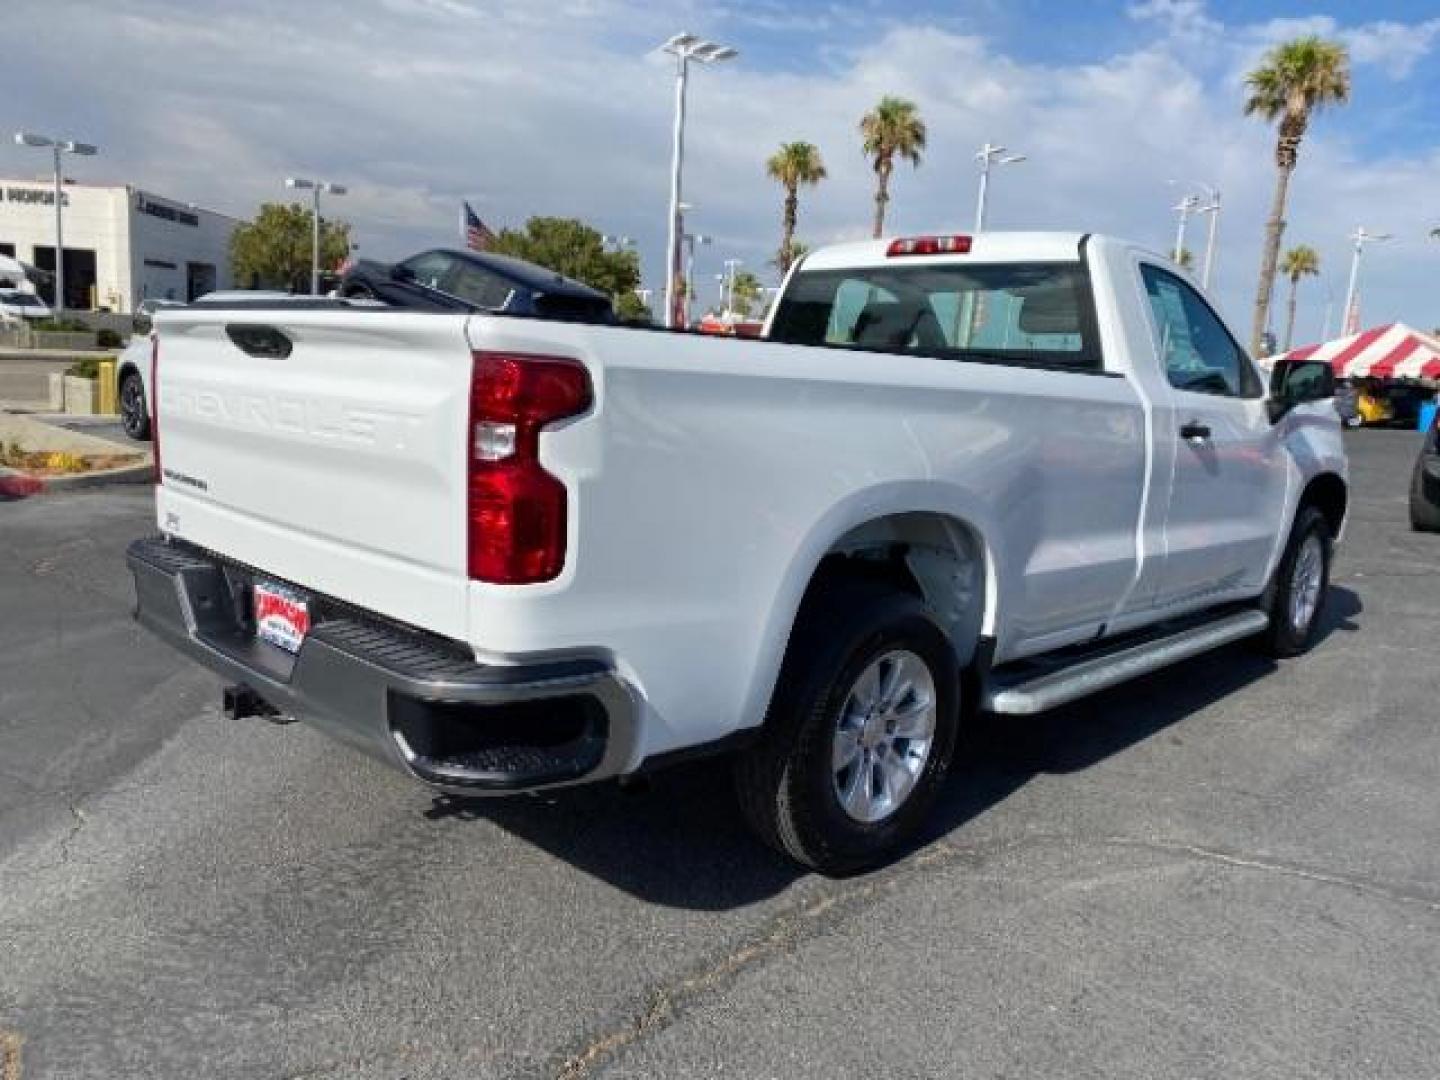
[769,260,1101,371]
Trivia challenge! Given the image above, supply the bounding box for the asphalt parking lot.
[1,430,1437,1079]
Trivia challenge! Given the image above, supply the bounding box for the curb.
[0,460,152,498]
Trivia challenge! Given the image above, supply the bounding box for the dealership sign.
[3,186,69,207]
[136,194,199,228]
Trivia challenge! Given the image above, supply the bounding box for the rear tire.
[734,580,960,875]
[119,370,150,441]
[1257,506,1332,658]
[1410,456,1440,533]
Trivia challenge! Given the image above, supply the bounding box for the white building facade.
[0,180,237,312]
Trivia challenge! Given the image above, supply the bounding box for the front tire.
[1257,506,1332,657]
[734,580,960,875]
[119,370,151,441]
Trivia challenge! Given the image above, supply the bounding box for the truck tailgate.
[153,308,475,638]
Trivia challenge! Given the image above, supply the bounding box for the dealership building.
[0,179,238,312]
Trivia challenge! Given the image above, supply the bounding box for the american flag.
[461,201,496,252]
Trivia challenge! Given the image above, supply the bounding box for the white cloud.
[1340,18,1440,77]
[1127,0,1221,41]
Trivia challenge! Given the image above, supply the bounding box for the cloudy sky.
[3,0,1439,341]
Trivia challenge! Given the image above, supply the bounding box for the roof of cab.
[800,231,1090,271]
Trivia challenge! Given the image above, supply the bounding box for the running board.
[983,609,1270,715]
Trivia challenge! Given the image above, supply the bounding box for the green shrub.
[96,329,124,349]
[67,357,102,379]
[31,317,91,333]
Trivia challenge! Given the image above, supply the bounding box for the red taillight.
[468,351,591,584]
[150,334,161,485]
[886,234,973,257]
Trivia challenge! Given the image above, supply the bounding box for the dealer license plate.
[253,579,311,654]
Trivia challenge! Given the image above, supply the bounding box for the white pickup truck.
[128,232,1347,873]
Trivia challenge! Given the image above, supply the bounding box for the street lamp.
[659,32,738,329]
[722,257,742,313]
[285,176,347,294]
[682,231,712,326]
[974,142,1025,232]
[1170,194,1202,266]
[1319,273,1336,342]
[1168,180,1221,287]
[1342,227,1392,336]
[14,131,98,313]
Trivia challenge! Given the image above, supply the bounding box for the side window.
[1140,264,1253,397]
[399,252,456,292]
[446,262,514,309]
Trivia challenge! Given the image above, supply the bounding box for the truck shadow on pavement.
[427,586,1362,910]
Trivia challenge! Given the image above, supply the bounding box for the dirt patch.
[0,451,142,477]
[0,1029,21,1080]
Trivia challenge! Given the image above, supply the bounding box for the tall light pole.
[659,32,738,329]
[682,231,711,327]
[722,257,742,313]
[1197,190,1221,289]
[1342,226,1392,336]
[285,176,347,294]
[1319,273,1336,342]
[1171,180,1222,289]
[14,131,98,313]
[974,142,1025,232]
[1171,194,1201,265]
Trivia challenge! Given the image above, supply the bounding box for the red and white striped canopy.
[1278,323,1440,383]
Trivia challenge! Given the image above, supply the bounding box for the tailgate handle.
[226,324,293,359]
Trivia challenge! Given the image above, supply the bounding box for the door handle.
[1180,421,1211,442]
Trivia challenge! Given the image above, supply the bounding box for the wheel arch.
[1300,471,1348,539]
[740,485,1000,733]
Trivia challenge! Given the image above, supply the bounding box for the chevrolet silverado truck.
[127,232,1347,873]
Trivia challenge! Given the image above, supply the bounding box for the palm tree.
[860,96,927,238]
[766,142,827,275]
[730,270,762,318]
[1244,36,1350,354]
[1279,245,1320,351]
[770,241,810,271]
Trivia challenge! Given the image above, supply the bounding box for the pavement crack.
[549,829,1438,1078]
[1090,834,1440,914]
[551,840,978,1079]
[59,803,88,862]
[26,803,90,873]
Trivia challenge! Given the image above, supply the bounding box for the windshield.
[0,291,43,308]
[769,261,1098,370]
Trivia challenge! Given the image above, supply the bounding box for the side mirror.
[1267,357,1335,422]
